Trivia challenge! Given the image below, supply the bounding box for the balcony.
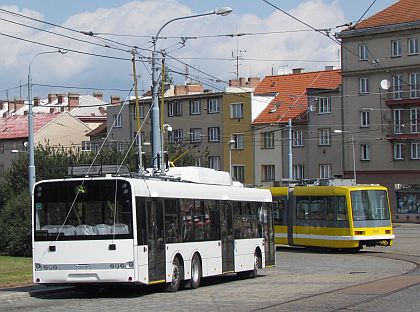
[384,124,420,141]
[385,85,420,107]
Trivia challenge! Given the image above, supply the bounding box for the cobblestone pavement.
[1,223,419,312]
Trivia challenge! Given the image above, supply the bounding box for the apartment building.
[338,0,420,221]
[253,69,342,186]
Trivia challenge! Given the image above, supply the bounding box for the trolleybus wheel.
[165,257,183,292]
[189,254,202,289]
[249,252,259,278]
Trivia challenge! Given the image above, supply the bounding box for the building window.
[317,97,331,114]
[133,105,146,119]
[232,133,244,149]
[262,131,274,149]
[134,131,145,146]
[393,109,403,134]
[0,164,4,175]
[292,130,304,147]
[113,114,122,128]
[81,141,91,152]
[359,77,369,94]
[409,73,419,98]
[391,39,401,57]
[232,165,245,182]
[189,128,202,143]
[208,156,221,170]
[319,129,331,146]
[361,144,370,161]
[207,99,220,113]
[393,74,402,99]
[293,165,304,180]
[116,142,124,152]
[262,165,275,181]
[230,103,244,119]
[411,108,419,133]
[190,100,201,115]
[0,143,4,154]
[319,164,331,178]
[168,101,182,117]
[394,142,404,160]
[360,111,370,127]
[195,157,203,167]
[208,127,220,142]
[174,129,183,143]
[411,143,420,159]
[408,38,419,55]
[358,44,368,60]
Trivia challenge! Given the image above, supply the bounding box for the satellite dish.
[380,79,391,90]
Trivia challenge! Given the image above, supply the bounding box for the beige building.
[338,0,420,221]
[0,112,92,175]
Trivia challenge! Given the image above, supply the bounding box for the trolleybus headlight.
[128,261,134,268]
[35,263,41,270]
[110,264,114,269]
[53,265,58,270]
[43,265,48,270]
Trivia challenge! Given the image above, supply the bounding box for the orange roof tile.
[253,70,341,125]
[353,0,420,30]
[0,113,63,140]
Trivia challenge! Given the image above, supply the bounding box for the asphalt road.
[1,223,419,312]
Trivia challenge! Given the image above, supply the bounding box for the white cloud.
[0,0,345,100]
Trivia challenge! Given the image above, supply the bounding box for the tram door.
[147,199,166,282]
[220,202,234,272]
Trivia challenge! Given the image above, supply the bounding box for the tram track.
[256,251,420,312]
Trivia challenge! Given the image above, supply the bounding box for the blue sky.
[0,0,398,100]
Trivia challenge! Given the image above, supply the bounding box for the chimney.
[325,65,335,71]
[68,93,80,111]
[14,98,25,111]
[110,96,121,105]
[33,97,40,106]
[292,68,304,74]
[174,83,203,96]
[48,93,57,104]
[93,92,103,100]
[57,94,64,104]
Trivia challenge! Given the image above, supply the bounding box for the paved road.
[1,223,419,311]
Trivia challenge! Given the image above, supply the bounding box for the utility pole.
[131,49,143,172]
[288,119,293,180]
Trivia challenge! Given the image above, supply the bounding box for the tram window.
[310,198,324,220]
[296,197,310,220]
[325,197,335,221]
[336,197,348,220]
[273,197,286,225]
[164,199,180,243]
[180,199,194,242]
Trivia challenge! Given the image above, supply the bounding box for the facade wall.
[340,23,420,220]
[222,92,254,185]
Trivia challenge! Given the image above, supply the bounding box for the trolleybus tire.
[165,256,183,292]
[238,251,260,278]
[188,254,202,289]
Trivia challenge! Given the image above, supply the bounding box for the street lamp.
[27,49,67,197]
[227,139,235,177]
[334,129,356,184]
[150,7,232,171]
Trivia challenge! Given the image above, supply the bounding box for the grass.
[0,256,33,288]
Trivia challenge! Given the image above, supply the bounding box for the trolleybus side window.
[206,200,221,240]
[136,197,147,245]
[180,199,194,241]
[164,199,180,243]
[233,201,243,239]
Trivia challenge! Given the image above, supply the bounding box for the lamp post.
[227,139,235,177]
[27,49,66,197]
[334,129,356,184]
[150,7,232,171]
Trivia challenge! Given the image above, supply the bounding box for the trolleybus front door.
[147,199,166,283]
[220,202,234,272]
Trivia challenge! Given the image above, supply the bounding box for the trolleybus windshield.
[34,180,133,241]
[350,190,390,221]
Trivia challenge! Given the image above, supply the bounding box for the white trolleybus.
[32,166,275,292]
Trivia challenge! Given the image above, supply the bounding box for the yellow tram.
[269,183,394,250]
